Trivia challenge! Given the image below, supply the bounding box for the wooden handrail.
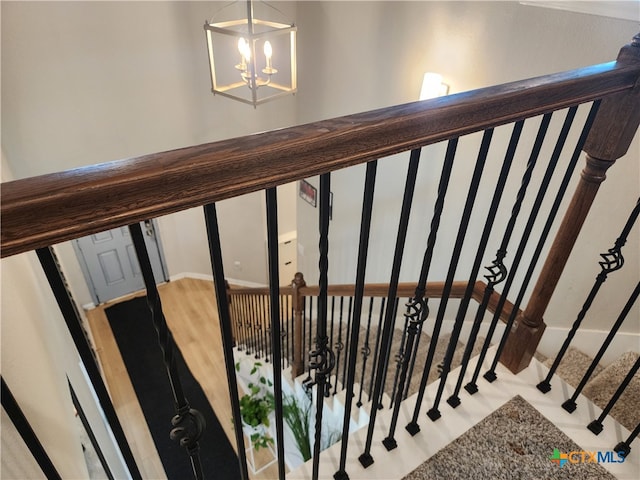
[227,275,520,378]
[2,61,639,258]
[227,280,517,322]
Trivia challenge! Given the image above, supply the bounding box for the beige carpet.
[403,395,616,480]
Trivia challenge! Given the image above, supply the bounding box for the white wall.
[294,1,639,334]
[0,1,298,475]
[1,1,300,297]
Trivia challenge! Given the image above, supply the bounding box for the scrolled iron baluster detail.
[450,252,508,400]
[537,198,639,394]
[598,242,625,275]
[170,408,206,452]
[486,254,508,285]
[129,223,205,480]
[309,336,337,378]
[382,292,428,448]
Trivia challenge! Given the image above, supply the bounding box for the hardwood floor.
[86,277,280,479]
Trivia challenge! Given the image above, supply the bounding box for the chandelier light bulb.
[264,41,273,60]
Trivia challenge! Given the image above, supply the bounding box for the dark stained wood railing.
[2,60,639,258]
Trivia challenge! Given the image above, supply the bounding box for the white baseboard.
[538,326,639,367]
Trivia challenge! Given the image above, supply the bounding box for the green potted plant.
[235,361,275,450]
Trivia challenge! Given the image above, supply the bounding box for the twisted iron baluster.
[562,281,640,413]
[470,107,578,389]
[538,198,640,393]
[129,223,205,480]
[368,297,386,401]
[463,115,552,394]
[485,100,601,381]
[333,297,345,395]
[357,297,375,408]
[424,128,495,422]
[587,348,640,435]
[334,160,378,480]
[431,121,524,417]
[358,149,423,467]
[401,138,458,435]
[310,173,335,480]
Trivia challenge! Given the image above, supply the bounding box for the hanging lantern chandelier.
[204,0,297,107]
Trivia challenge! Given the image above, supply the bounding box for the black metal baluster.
[247,295,260,358]
[265,187,286,479]
[359,148,422,467]
[304,297,314,387]
[310,173,335,480]
[357,298,376,408]
[469,107,579,390]
[463,113,553,394]
[288,295,294,368]
[538,198,640,393]
[231,295,241,351]
[250,295,258,357]
[402,320,423,401]
[435,121,523,410]
[368,298,386,402]
[68,380,115,480]
[389,311,410,410]
[333,297,345,395]
[486,101,601,381]
[278,294,289,370]
[342,296,354,389]
[256,295,263,358]
[427,127,506,419]
[203,203,250,480]
[563,281,640,413]
[262,295,270,362]
[307,296,314,382]
[587,353,640,435]
[1,376,62,480]
[615,422,640,459]
[249,296,258,356]
[302,297,308,377]
[334,159,377,480]
[129,223,205,480]
[378,297,400,410]
[36,247,142,480]
[327,296,336,396]
[237,296,245,353]
[406,130,492,426]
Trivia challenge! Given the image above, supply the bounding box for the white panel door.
[74,220,168,304]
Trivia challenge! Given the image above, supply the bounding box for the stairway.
[285,343,640,479]
[543,347,639,433]
[234,304,639,480]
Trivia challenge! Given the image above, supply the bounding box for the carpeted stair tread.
[402,395,615,480]
[544,346,604,390]
[581,351,640,432]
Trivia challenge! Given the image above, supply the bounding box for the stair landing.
[288,347,639,479]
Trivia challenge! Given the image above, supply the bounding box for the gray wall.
[294,1,639,333]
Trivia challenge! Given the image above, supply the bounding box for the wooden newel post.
[501,33,640,374]
[291,272,306,378]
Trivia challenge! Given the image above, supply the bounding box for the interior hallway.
[87,277,279,479]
